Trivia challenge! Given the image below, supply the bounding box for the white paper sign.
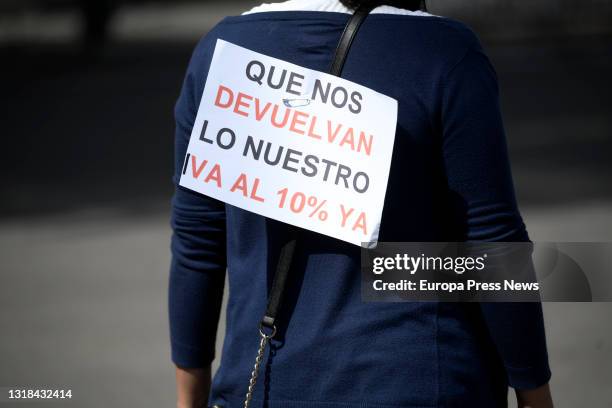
[179,39,397,247]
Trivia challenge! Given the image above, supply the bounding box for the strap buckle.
[258,321,277,340]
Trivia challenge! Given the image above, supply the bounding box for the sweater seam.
[441,47,476,83]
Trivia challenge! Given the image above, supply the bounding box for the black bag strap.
[259,3,377,332]
[260,233,298,329]
[329,3,377,76]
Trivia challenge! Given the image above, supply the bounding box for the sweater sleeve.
[440,47,552,390]
[168,32,227,368]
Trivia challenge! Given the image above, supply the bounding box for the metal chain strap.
[243,324,277,408]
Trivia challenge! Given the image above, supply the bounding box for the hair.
[339,0,426,11]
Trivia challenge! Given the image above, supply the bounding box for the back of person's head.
[339,0,427,11]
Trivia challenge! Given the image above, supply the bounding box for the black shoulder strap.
[329,3,377,77]
[261,234,298,329]
[260,5,375,331]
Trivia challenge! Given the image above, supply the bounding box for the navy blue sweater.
[169,10,551,408]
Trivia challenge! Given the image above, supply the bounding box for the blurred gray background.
[0,0,611,407]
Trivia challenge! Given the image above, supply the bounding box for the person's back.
[169,1,553,407]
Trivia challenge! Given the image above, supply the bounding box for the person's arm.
[176,365,211,408]
[169,31,226,408]
[516,384,554,408]
[440,45,553,405]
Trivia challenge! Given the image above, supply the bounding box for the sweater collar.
[242,0,437,17]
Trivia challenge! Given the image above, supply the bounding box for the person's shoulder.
[423,16,483,51]
[367,13,484,77]
[369,10,482,52]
